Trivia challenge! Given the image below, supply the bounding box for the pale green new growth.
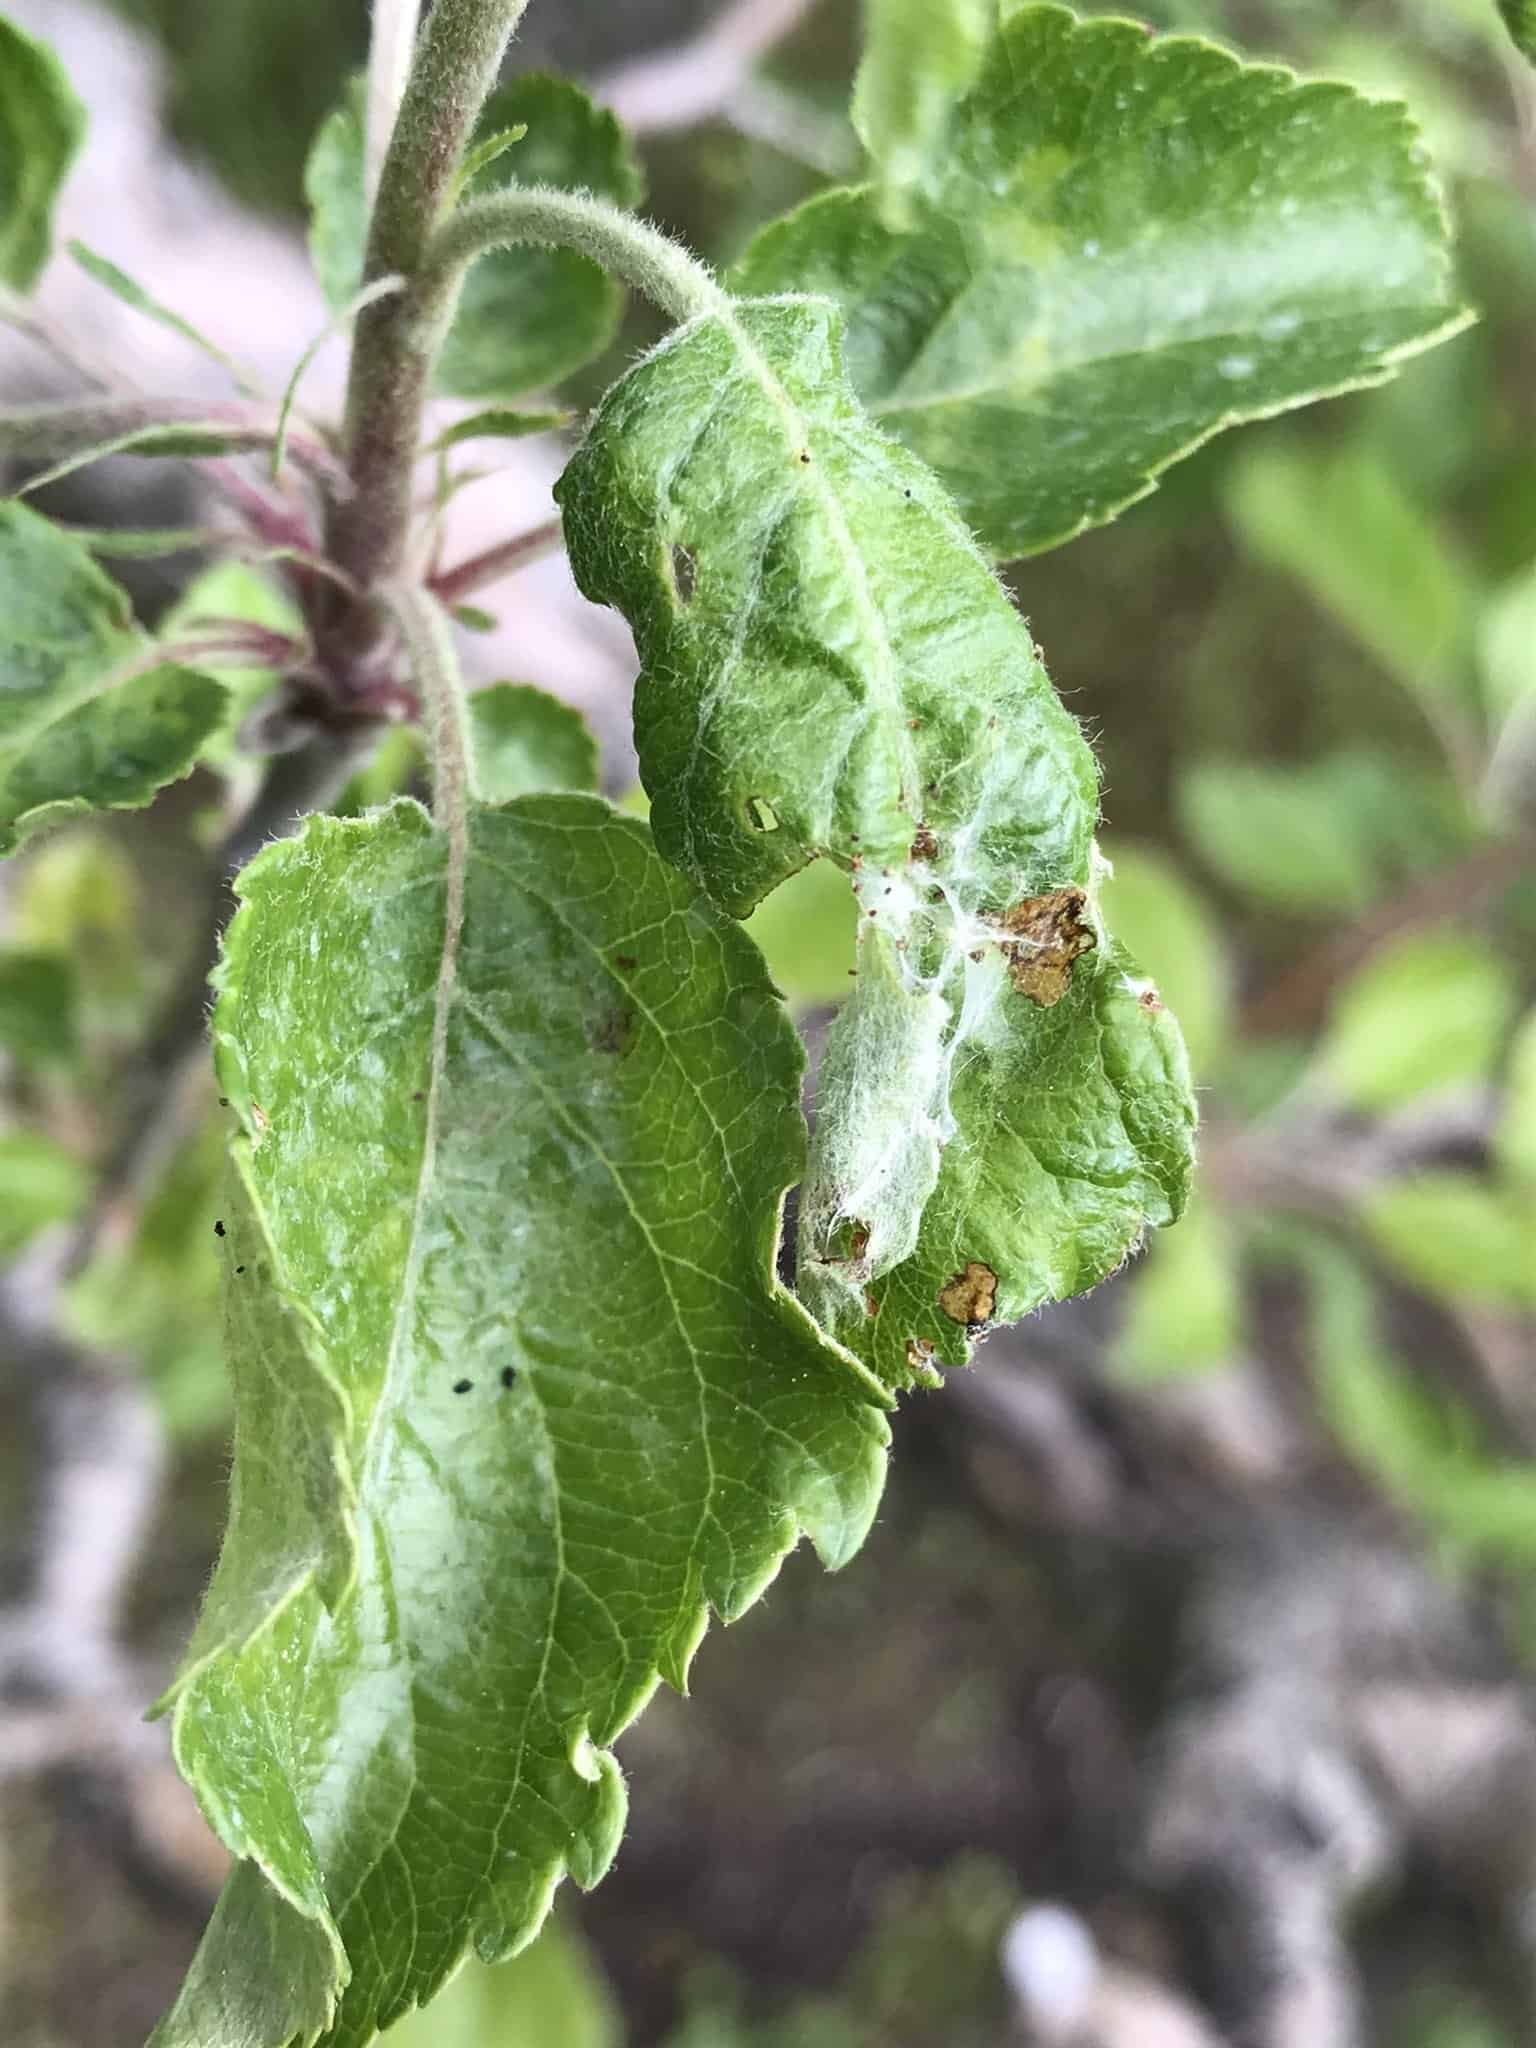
[737,3,1472,558]
[155,799,889,2048]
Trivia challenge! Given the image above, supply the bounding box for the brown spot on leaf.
[999,886,1094,1007]
[865,1291,879,1318]
[614,953,638,972]
[1138,986,1164,1013]
[909,825,939,863]
[938,1260,998,1327]
[588,1006,634,1055]
[905,1337,935,1372]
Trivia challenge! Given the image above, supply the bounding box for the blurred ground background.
[4,2,1536,2044]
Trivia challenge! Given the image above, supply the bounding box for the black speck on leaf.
[213,1220,226,1238]
[235,1265,246,1275]
[453,1378,473,1395]
[500,1366,517,1389]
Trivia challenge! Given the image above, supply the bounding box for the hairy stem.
[384,581,481,819]
[422,186,728,324]
[366,0,425,206]
[325,0,532,652]
[430,514,564,606]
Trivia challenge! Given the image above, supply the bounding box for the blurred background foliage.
[6,0,1536,2043]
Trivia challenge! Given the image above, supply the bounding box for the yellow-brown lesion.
[938,1260,998,1327]
[999,885,1095,1007]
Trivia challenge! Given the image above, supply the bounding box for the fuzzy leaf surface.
[734,3,1471,558]
[557,296,1195,1385]
[0,14,83,288]
[155,797,888,2048]
[0,503,224,853]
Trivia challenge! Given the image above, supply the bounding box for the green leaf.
[734,4,1470,559]
[67,1115,230,1440]
[1498,0,1536,63]
[557,296,1194,1386]
[1097,841,1230,1076]
[162,557,302,775]
[423,407,570,456]
[451,602,498,633]
[743,859,858,1011]
[851,0,991,227]
[438,76,643,399]
[69,240,256,392]
[1115,1189,1242,1381]
[0,1128,87,1255]
[1363,1172,1536,1310]
[0,945,76,1065]
[155,797,888,2048]
[0,14,84,289]
[1498,1010,1536,1188]
[334,726,426,818]
[468,682,599,802]
[305,75,640,398]
[453,122,530,199]
[1225,442,1475,714]
[385,1919,619,2048]
[1178,751,1473,917]
[1321,927,1518,1113]
[304,77,367,312]
[0,503,225,854]
[8,828,146,1040]
[1294,1228,1536,1568]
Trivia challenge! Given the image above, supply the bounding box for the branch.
[383,580,480,816]
[326,0,534,628]
[421,185,727,324]
[429,514,564,606]
[366,0,425,206]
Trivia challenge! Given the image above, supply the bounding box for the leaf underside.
[734,2,1471,559]
[557,293,1196,1387]
[155,798,889,2048]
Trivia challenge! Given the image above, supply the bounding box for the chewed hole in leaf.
[747,796,779,832]
[668,542,697,606]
